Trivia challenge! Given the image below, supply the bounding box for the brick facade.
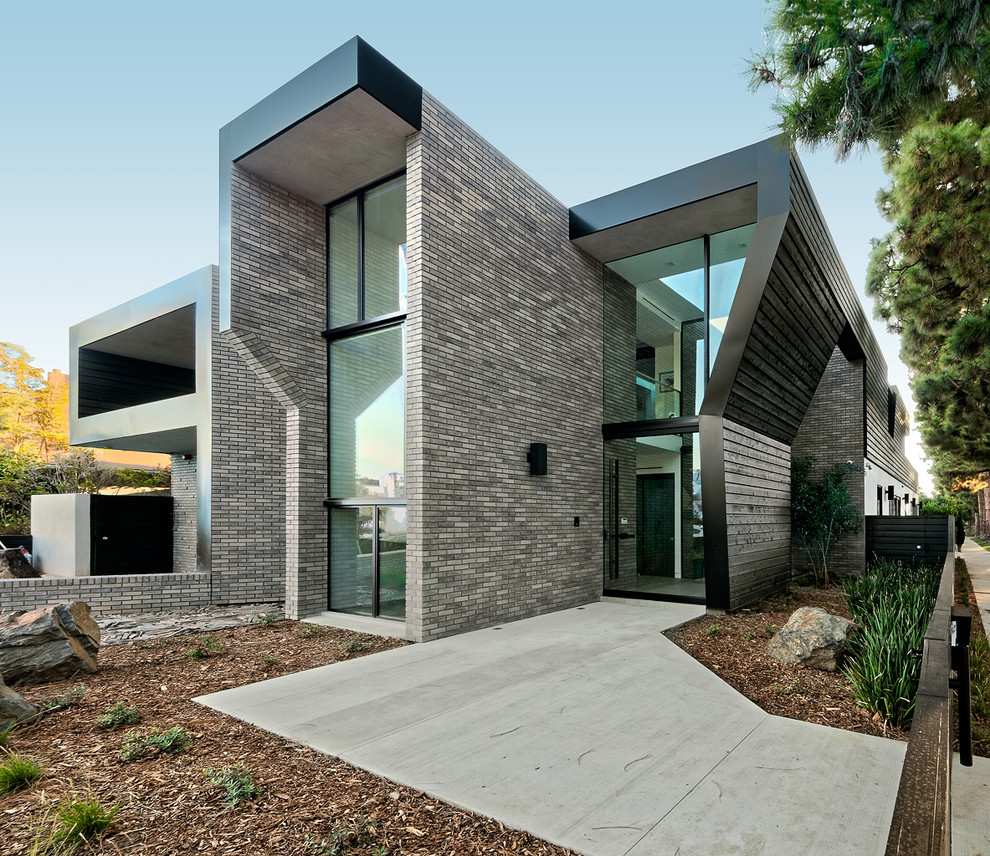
[218,166,327,613]
[407,94,604,641]
[791,345,867,577]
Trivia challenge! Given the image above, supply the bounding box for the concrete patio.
[197,600,907,855]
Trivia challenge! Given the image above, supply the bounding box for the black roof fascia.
[569,138,789,241]
[219,37,422,164]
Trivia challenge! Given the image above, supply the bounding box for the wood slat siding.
[884,552,954,856]
[866,515,954,566]
[78,348,195,417]
[788,163,917,488]
[723,420,791,609]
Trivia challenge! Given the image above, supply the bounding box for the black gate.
[90,495,173,576]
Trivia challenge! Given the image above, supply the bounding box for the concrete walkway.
[198,600,904,856]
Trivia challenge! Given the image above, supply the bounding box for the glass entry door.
[603,433,705,603]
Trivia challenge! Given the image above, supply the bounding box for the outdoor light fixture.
[528,443,547,476]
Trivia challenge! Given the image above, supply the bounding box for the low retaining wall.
[0,573,211,615]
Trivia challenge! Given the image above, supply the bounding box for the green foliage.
[204,766,263,806]
[343,635,366,653]
[95,702,141,731]
[843,559,941,726]
[307,815,387,855]
[188,636,223,661]
[253,609,281,626]
[705,624,721,637]
[43,684,86,712]
[44,792,121,853]
[120,726,191,761]
[749,0,990,158]
[0,751,43,796]
[866,112,990,484]
[0,722,16,749]
[791,457,863,585]
[299,623,323,638]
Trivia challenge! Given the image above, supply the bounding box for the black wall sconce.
[528,442,547,476]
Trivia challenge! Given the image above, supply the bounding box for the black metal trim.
[322,311,407,341]
[703,233,711,387]
[602,417,700,440]
[324,498,407,507]
[698,414,730,610]
[603,588,706,606]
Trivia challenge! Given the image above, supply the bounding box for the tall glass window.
[603,431,704,602]
[326,175,407,620]
[604,224,754,423]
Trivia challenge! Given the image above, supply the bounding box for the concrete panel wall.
[30,494,90,577]
[407,93,604,641]
[170,454,198,573]
[791,345,866,577]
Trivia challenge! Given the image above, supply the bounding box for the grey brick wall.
[407,93,604,642]
[791,345,866,577]
[170,454,198,573]
[218,165,327,615]
[0,573,211,615]
[723,420,791,608]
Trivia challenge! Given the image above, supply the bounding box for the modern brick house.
[44,38,918,638]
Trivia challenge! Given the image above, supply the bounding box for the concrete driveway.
[197,600,905,856]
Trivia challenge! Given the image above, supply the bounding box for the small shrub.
[261,655,278,668]
[120,727,192,762]
[743,631,756,641]
[0,752,43,796]
[299,623,323,638]
[343,635,366,653]
[254,610,281,626]
[44,684,86,712]
[705,624,720,637]
[204,766,263,806]
[45,792,120,852]
[843,559,941,727]
[188,636,223,661]
[765,623,779,637]
[96,702,141,731]
[307,814,385,855]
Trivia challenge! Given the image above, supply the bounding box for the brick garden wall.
[170,453,198,573]
[0,573,211,615]
[406,93,604,641]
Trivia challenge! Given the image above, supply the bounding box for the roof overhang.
[219,37,423,332]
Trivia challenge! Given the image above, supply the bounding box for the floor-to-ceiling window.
[325,174,407,619]
[602,224,753,603]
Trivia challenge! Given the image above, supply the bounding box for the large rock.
[0,602,101,685]
[766,606,859,672]
[0,548,40,579]
[0,673,39,729]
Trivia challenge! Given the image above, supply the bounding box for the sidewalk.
[955,539,990,856]
[198,600,904,856]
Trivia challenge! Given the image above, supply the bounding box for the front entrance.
[603,433,705,603]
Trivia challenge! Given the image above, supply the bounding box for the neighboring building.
[52,38,916,637]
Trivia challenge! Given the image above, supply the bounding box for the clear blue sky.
[0,0,931,488]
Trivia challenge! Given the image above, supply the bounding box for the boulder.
[0,602,101,685]
[0,548,40,579]
[766,606,859,672]
[0,673,39,729]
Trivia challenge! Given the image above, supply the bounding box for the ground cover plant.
[38,790,121,854]
[0,752,43,797]
[842,560,941,727]
[1,619,577,856]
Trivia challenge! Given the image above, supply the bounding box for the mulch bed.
[2,621,577,855]
[665,584,910,742]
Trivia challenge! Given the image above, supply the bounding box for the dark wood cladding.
[866,515,954,565]
[79,348,195,417]
[89,495,174,575]
[724,211,845,444]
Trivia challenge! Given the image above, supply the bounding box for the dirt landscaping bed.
[665,584,910,743]
[2,621,577,855]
